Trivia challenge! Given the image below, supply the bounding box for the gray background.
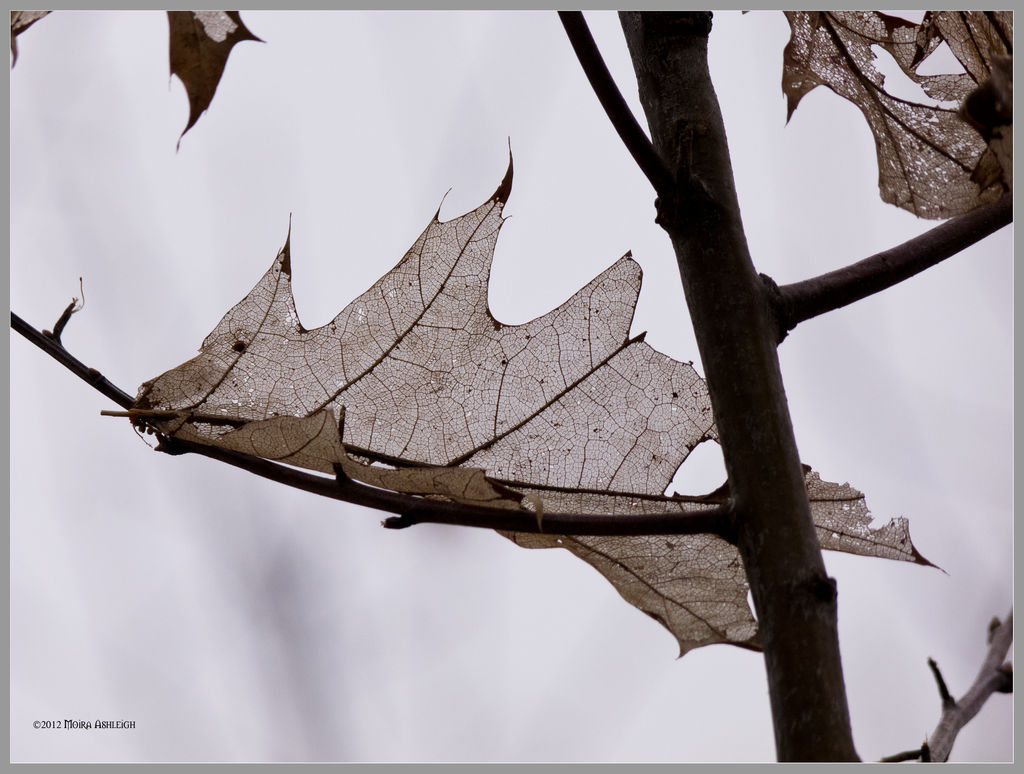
[10,10,1012,762]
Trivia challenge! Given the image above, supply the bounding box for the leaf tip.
[617,251,642,279]
[279,218,293,276]
[492,144,514,205]
[177,114,202,148]
[885,515,942,572]
[784,95,800,124]
[227,11,263,44]
[433,187,453,222]
[675,642,696,659]
[911,542,943,573]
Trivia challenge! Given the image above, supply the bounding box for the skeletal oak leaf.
[507,529,758,655]
[131,162,932,655]
[10,10,51,67]
[167,10,261,146]
[181,407,524,509]
[503,466,935,655]
[783,11,1012,219]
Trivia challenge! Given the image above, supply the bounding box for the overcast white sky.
[10,10,1012,762]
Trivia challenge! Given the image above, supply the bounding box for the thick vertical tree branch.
[619,12,858,760]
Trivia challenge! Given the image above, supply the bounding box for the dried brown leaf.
[508,529,759,657]
[507,467,933,656]
[783,11,1011,218]
[132,164,932,653]
[806,470,935,567]
[167,10,261,146]
[208,406,524,508]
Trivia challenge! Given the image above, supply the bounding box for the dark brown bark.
[558,11,673,195]
[620,12,858,760]
[774,193,1012,339]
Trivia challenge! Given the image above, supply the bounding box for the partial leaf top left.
[11,10,260,146]
[10,10,51,66]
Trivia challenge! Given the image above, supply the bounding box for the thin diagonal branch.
[880,610,1013,763]
[11,310,733,539]
[927,657,956,708]
[773,193,1011,339]
[159,433,732,537]
[558,11,674,197]
[11,311,134,409]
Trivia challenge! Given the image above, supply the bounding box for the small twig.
[101,408,244,427]
[882,612,1013,762]
[102,409,187,420]
[995,663,1012,693]
[988,615,1003,644]
[11,311,134,409]
[879,744,926,763]
[12,310,735,538]
[925,610,1014,762]
[773,193,1012,341]
[45,299,78,343]
[927,657,956,709]
[558,11,674,197]
[381,514,415,529]
[43,277,84,344]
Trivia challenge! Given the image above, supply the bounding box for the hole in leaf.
[871,44,959,109]
[913,40,965,76]
[667,439,726,498]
